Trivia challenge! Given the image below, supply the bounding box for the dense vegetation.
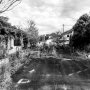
[0,16,39,49]
[70,14,90,51]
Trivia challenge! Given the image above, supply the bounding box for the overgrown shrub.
[55,45,71,54]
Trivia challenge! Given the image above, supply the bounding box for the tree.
[0,16,11,28]
[0,0,21,13]
[0,16,12,49]
[70,14,90,50]
[0,16,23,49]
[27,20,38,38]
[27,20,39,49]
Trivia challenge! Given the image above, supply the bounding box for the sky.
[1,0,90,35]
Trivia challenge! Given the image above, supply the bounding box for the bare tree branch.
[0,0,22,13]
[6,0,22,11]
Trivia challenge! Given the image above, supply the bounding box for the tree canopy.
[0,16,24,38]
[70,13,90,50]
[26,20,39,48]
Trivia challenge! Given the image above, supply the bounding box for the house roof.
[61,29,73,36]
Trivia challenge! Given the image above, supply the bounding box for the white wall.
[7,38,21,54]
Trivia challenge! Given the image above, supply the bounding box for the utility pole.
[63,24,64,45]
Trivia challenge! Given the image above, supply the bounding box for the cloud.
[61,0,90,17]
[1,0,63,33]
[38,25,59,35]
[1,0,90,35]
[28,0,61,7]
